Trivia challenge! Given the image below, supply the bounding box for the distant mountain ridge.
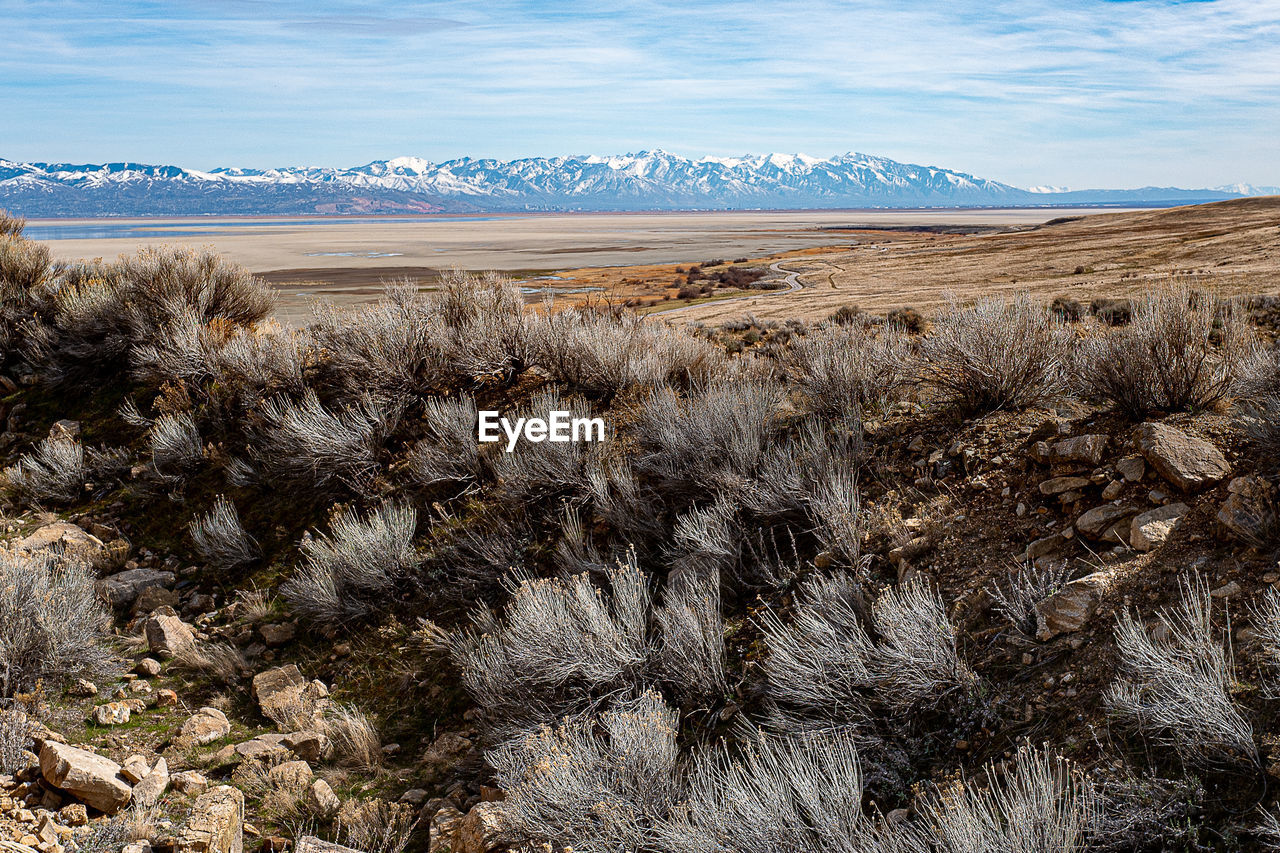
[0,151,1273,216]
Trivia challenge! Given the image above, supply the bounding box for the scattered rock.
[421,732,473,785]
[1130,503,1190,552]
[133,585,181,614]
[306,780,340,819]
[1076,504,1137,542]
[1135,421,1230,492]
[456,801,506,853]
[144,610,196,658]
[136,658,162,678]
[14,522,106,566]
[180,708,231,746]
[1212,581,1243,599]
[91,702,131,727]
[233,734,290,763]
[296,838,361,853]
[96,568,176,610]
[265,761,312,793]
[399,788,429,806]
[429,805,465,853]
[1039,476,1092,496]
[132,758,170,809]
[176,785,243,853]
[171,771,210,796]
[121,755,150,784]
[1049,434,1108,466]
[1101,481,1124,501]
[1218,476,1277,543]
[49,419,80,438]
[1020,533,1069,562]
[38,741,132,815]
[57,803,87,827]
[259,624,296,647]
[251,665,308,727]
[282,731,331,764]
[156,689,179,707]
[1117,455,1146,482]
[1036,571,1117,640]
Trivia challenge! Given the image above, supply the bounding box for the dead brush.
[189,495,260,572]
[1075,282,1259,418]
[918,294,1071,415]
[319,703,384,771]
[170,639,248,684]
[337,798,417,853]
[783,321,912,417]
[0,704,34,774]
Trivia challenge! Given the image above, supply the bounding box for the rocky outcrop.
[38,742,132,814]
[1135,422,1230,492]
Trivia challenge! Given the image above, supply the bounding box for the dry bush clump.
[488,388,601,499]
[148,410,204,477]
[918,294,1070,414]
[320,703,384,771]
[2,435,86,505]
[189,495,260,572]
[871,576,976,711]
[249,389,399,494]
[784,321,912,417]
[1106,574,1256,766]
[283,503,419,628]
[435,270,538,384]
[916,743,1098,853]
[443,562,651,734]
[807,467,867,571]
[653,569,728,704]
[170,638,248,684]
[0,705,33,774]
[1076,283,1258,417]
[758,573,874,731]
[1248,587,1280,694]
[407,395,481,489]
[336,798,416,853]
[0,550,115,697]
[537,308,725,398]
[491,691,681,853]
[635,378,785,497]
[657,728,882,853]
[988,564,1073,638]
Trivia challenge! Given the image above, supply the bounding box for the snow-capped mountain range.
[0,151,1273,216]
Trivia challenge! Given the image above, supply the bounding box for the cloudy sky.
[1,0,1277,189]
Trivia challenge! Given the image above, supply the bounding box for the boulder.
[251,665,307,726]
[1039,476,1092,496]
[429,804,465,853]
[38,741,132,815]
[283,730,331,764]
[1049,434,1108,466]
[1116,455,1146,482]
[306,779,341,819]
[1135,422,1230,492]
[457,801,506,853]
[176,785,243,853]
[265,760,312,793]
[171,771,209,796]
[1130,503,1190,552]
[97,569,175,610]
[144,611,196,658]
[180,708,231,746]
[1036,571,1116,640]
[1076,504,1137,542]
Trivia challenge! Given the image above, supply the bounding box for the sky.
[0,0,1278,190]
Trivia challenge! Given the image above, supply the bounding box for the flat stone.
[14,522,105,566]
[1117,455,1146,482]
[1039,476,1092,496]
[1049,434,1108,466]
[1130,503,1190,552]
[1076,504,1137,541]
[91,703,130,727]
[1036,571,1116,640]
[176,786,243,853]
[251,665,307,726]
[96,569,176,609]
[1135,421,1230,492]
[38,742,132,815]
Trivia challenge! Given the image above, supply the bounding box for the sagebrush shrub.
[488,388,601,499]
[989,564,1073,638]
[189,495,259,572]
[2,435,86,505]
[918,294,1070,414]
[1075,284,1258,417]
[0,706,34,774]
[1106,574,1256,766]
[0,550,115,697]
[149,410,204,477]
[407,395,481,489]
[784,322,911,417]
[250,390,398,494]
[654,569,727,703]
[871,576,976,711]
[283,503,419,628]
[491,691,681,853]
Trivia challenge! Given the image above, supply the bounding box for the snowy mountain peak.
[0,151,1264,216]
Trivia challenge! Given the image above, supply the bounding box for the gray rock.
[96,569,176,609]
[1130,503,1190,552]
[1135,421,1230,492]
[1049,434,1108,466]
[144,611,195,657]
[1076,504,1137,541]
[1116,455,1146,482]
[1039,476,1092,496]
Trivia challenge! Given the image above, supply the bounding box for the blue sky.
[1,0,1277,188]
